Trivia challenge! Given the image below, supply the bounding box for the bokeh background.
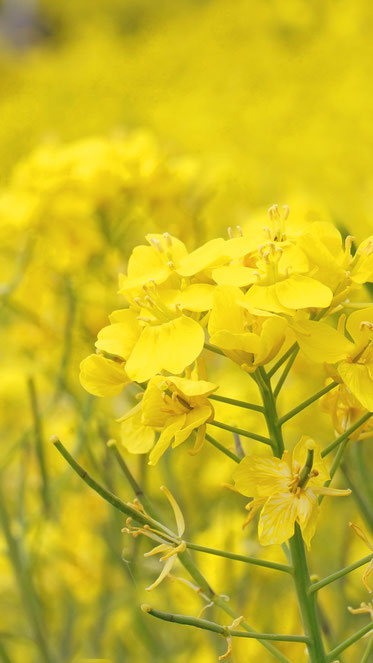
[1,1,373,662]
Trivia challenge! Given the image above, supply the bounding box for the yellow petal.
[121,412,155,454]
[176,284,215,312]
[208,285,247,336]
[292,436,330,484]
[299,495,320,549]
[345,307,373,343]
[79,354,129,397]
[172,405,212,447]
[258,493,298,546]
[253,316,287,366]
[189,424,206,456]
[177,238,228,277]
[209,329,262,354]
[245,284,294,315]
[212,265,258,287]
[148,416,186,465]
[233,455,291,498]
[166,376,218,398]
[95,317,141,360]
[275,275,332,310]
[292,319,353,363]
[160,485,185,537]
[145,555,175,591]
[338,362,373,411]
[125,316,205,382]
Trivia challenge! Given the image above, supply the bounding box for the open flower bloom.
[320,380,373,440]
[208,285,287,371]
[293,308,373,411]
[119,375,218,465]
[233,437,351,548]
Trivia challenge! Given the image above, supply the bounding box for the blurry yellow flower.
[208,285,287,371]
[320,380,373,439]
[233,437,351,548]
[120,375,218,465]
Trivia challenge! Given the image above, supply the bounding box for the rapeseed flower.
[119,375,218,464]
[233,437,351,548]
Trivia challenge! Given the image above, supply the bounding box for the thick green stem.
[254,368,284,455]
[289,526,327,662]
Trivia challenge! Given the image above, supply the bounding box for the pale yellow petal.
[160,485,185,536]
[208,285,246,336]
[121,412,155,454]
[292,319,353,363]
[145,555,175,591]
[166,376,218,398]
[177,238,228,277]
[212,265,258,287]
[338,362,373,411]
[172,405,212,447]
[148,416,186,465]
[245,284,294,314]
[95,320,140,360]
[233,455,292,498]
[258,494,298,546]
[275,275,332,310]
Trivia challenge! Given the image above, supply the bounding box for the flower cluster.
[80,204,373,546]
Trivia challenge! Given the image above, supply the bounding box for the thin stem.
[0,484,54,663]
[340,462,373,534]
[279,382,338,426]
[142,605,309,643]
[209,421,271,446]
[309,553,373,594]
[289,525,327,662]
[326,620,373,661]
[321,412,373,457]
[107,441,161,522]
[205,433,241,463]
[319,438,348,505]
[27,378,50,514]
[204,342,226,357]
[209,393,264,413]
[268,342,298,378]
[52,437,176,541]
[185,541,293,573]
[360,635,373,663]
[273,348,298,398]
[352,442,373,506]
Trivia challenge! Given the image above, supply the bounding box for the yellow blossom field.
[1,2,373,663]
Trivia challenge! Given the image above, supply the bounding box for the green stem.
[273,348,298,398]
[321,412,373,457]
[208,421,271,446]
[340,462,373,534]
[309,553,373,594]
[205,433,241,463]
[0,484,54,663]
[209,393,264,413]
[360,635,373,663]
[279,382,338,426]
[107,440,161,521]
[254,368,284,455]
[289,526,327,662]
[184,541,293,574]
[268,342,298,378]
[142,605,309,643]
[351,442,373,506]
[326,620,373,661]
[27,378,50,515]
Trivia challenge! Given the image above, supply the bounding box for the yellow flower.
[120,375,218,464]
[208,285,287,371]
[294,308,373,411]
[233,437,351,548]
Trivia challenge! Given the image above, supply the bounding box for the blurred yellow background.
[1,1,373,662]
